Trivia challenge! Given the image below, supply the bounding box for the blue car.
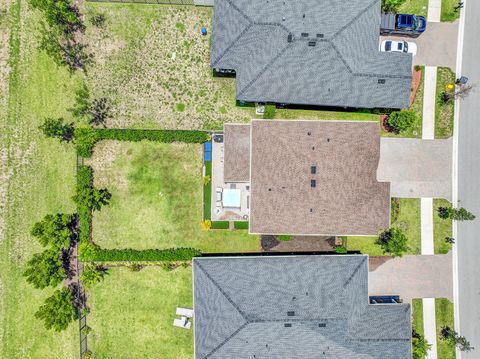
[381,13,427,37]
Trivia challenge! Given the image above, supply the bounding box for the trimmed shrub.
[391,198,400,224]
[277,235,293,241]
[377,227,409,257]
[80,264,108,288]
[96,129,209,143]
[201,219,212,231]
[74,128,99,157]
[80,247,201,262]
[335,245,348,254]
[263,104,276,119]
[211,221,230,229]
[73,165,111,211]
[234,221,249,230]
[386,110,418,133]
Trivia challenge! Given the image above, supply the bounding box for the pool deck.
[211,137,250,221]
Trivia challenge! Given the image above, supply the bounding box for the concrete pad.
[423,66,437,140]
[369,253,453,303]
[421,198,435,255]
[428,0,442,23]
[423,298,439,358]
[380,21,458,69]
[377,138,452,200]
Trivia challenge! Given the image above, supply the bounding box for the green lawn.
[88,266,193,359]
[345,236,384,256]
[0,1,81,358]
[274,108,379,121]
[382,66,424,139]
[435,67,456,139]
[399,0,429,17]
[433,199,453,254]
[441,0,461,22]
[436,298,456,358]
[412,298,424,336]
[89,140,259,253]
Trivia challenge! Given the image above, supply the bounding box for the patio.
[210,135,250,221]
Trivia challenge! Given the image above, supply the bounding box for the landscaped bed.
[88,266,194,359]
[436,298,456,358]
[433,199,453,254]
[435,67,455,139]
[87,140,259,253]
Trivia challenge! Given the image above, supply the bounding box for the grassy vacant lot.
[89,140,259,253]
[441,0,461,22]
[88,266,193,359]
[399,0,429,17]
[435,67,455,138]
[346,198,421,255]
[436,298,456,359]
[0,0,80,357]
[433,199,453,254]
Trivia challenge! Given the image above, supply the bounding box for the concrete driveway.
[380,20,458,69]
[368,253,453,303]
[377,138,452,200]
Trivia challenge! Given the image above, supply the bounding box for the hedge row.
[75,128,210,157]
[80,247,202,262]
[211,221,230,229]
[76,165,93,244]
[234,221,249,230]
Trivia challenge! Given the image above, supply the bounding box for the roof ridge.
[237,41,291,97]
[195,261,248,320]
[343,256,367,288]
[331,0,379,38]
[203,323,249,359]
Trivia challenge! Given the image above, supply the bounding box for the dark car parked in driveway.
[381,13,427,37]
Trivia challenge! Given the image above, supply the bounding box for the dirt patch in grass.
[84,4,250,130]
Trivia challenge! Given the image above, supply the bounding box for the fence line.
[86,0,194,4]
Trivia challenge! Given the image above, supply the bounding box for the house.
[211,0,412,109]
[193,255,412,358]
[218,120,390,236]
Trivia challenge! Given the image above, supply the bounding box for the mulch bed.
[410,67,422,105]
[261,235,336,252]
[368,256,393,272]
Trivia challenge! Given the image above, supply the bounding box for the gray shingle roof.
[193,255,411,359]
[211,0,412,109]
[249,120,390,236]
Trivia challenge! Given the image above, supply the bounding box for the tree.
[70,82,91,118]
[386,110,418,133]
[88,98,111,126]
[80,264,108,288]
[441,326,475,352]
[31,213,75,249]
[438,207,476,221]
[412,329,431,359]
[24,249,65,289]
[35,287,78,331]
[39,117,74,142]
[442,84,474,103]
[73,186,111,212]
[382,0,406,12]
[377,227,409,257]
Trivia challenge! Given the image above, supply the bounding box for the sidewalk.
[428,0,442,22]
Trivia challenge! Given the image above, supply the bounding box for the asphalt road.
[457,0,480,356]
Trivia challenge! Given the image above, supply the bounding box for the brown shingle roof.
[223,124,250,182]
[249,120,390,235]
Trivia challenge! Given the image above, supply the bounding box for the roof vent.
[287,34,293,43]
[311,180,316,188]
[316,33,324,38]
[319,323,327,328]
[378,78,386,84]
[284,323,292,327]
[307,131,311,136]
[308,41,316,47]
[287,311,295,316]
[311,166,316,174]
[301,32,309,37]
